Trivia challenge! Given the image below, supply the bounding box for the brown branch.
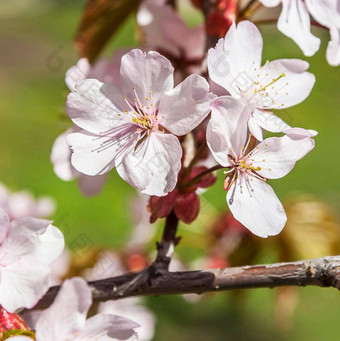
[28,256,340,312]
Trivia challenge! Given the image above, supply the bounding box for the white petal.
[0,217,52,264]
[305,0,340,29]
[277,0,320,56]
[0,207,10,244]
[284,127,318,139]
[160,74,215,136]
[0,257,50,312]
[67,127,137,176]
[65,58,91,92]
[75,314,139,341]
[116,133,182,196]
[66,79,128,135]
[207,96,250,166]
[250,135,315,179]
[78,174,108,197]
[227,174,286,237]
[207,21,263,95]
[252,108,290,133]
[51,127,80,181]
[327,27,340,66]
[120,49,174,109]
[252,59,315,109]
[260,0,282,6]
[248,114,264,141]
[36,278,92,341]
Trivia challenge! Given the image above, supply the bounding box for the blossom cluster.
[55,18,316,238]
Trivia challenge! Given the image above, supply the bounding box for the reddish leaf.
[174,192,200,224]
[148,190,178,223]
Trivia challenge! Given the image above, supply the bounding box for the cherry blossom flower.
[206,97,315,237]
[260,0,340,66]
[11,278,139,341]
[207,20,316,140]
[137,0,205,83]
[51,51,126,196]
[0,183,55,220]
[0,208,64,312]
[66,49,214,196]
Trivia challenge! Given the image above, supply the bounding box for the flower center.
[122,86,165,136]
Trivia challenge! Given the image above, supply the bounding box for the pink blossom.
[51,51,127,196]
[66,49,214,196]
[137,0,205,83]
[0,183,55,220]
[12,278,139,341]
[206,97,315,237]
[0,208,64,312]
[207,20,316,140]
[260,0,340,66]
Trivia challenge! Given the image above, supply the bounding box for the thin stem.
[237,0,258,20]
[185,164,223,189]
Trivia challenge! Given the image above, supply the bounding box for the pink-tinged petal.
[305,0,340,28]
[7,337,32,340]
[78,174,108,197]
[254,59,315,109]
[250,135,315,179]
[116,133,182,196]
[0,208,10,244]
[35,196,56,218]
[252,109,290,133]
[76,314,139,341]
[277,0,320,56]
[51,127,80,181]
[207,96,249,166]
[36,278,91,341]
[0,257,50,312]
[67,79,128,135]
[227,174,286,237]
[65,58,91,92]
[33,224,65,265]
[98,298,155,341]
[248,114,264,141]
[0,217,52,264]
[67,127,137,176]
[284,127,318,139]
[260,0,282,6]
[327,27,340,66]
[208,21,263,95]
[160,74,215,136]
[138,3,180,57]
[120,49,174,109]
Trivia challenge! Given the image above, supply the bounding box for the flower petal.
[327,27,340,66]
[251,135,315,179]
[76,314,139,341]
[277,0,320,57]
[78,174,108,197]
[120,49,174,109]
[160,74,215,136]
[35,278,92,341]
[67,127,137,176]
[253,59,315,109]
[208,21,263,95]
[227,174,286,237]
[66,79,128,135]
[207,96,249,166]
[51,127,80,181]
[252,108,290,133]
[0,207,10,244]
[0,257,50,312]
[116,133,182,196]
[65,58,91,92]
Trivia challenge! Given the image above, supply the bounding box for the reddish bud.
[0,306,30,337]
[148,190,177,223]
[174,192,200,224]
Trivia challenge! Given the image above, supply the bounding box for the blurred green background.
[0,0,339,340]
